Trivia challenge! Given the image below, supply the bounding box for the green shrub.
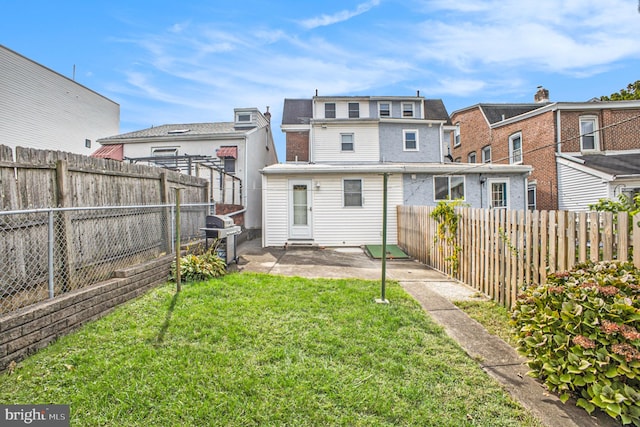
[512,261,640,425]
[171,246,227,282]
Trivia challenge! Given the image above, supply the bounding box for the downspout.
[555,107,562,153]
[244,136,249,207]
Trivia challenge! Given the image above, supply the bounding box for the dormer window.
[348,102,359,118]
[237,113,251,122]
[325,103,336,118]
[402,103,414,117]
[379,102,390,117]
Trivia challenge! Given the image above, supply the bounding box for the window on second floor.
[403,130,418,151]
[379,102,390,117]
[454,123,461,147]
[482,145,491,163]
[224,158,236,173]
[325,103,336,119]
[341,133,354,151]
[348,102,359,118]
[580,116,599,151]
[509,133,522,164]
[434,176,465,201]
[402,103,414,117]
[468,152,476,163]
[152,147,178,157]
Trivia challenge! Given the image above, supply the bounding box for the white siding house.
[96,108,277,236]
[0,45,119,155]
[262,164,403,247]
[557,153,640,211]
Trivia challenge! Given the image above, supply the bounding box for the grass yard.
[0,273,542,426]
[454,299,517,347]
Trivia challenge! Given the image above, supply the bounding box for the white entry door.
[289,180,312,239]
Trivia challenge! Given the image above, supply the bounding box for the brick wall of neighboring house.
[490,111,557,210]
[286,131,310,162]
[560,109,640,153]
[0,254,173,372]
[451,108,491,162]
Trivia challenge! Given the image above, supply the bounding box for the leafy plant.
[589,193,640,220]
[512,261,640,425]
[430,199,467,274]
[171,245,227,282]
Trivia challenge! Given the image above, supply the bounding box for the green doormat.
[365,244,410,259]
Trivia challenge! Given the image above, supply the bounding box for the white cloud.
[298,0,381,29]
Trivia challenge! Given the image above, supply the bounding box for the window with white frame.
[527,183,536,211]
[379,102,390,117]
[224,158,236,173]
[325,103,336,119]
[434,176,465,201]
[482,145,491,163]
[402,103,414,117]
[236,112,252,122]
[343,179,363,207]
[341,133,354,151]
[468,152,476,163]
[152,147,178,157]
[348,102,359,118]
[509,132,523,164]
[454,123,461,147]
[580,116,599,151]
[489,180,509,209]
[403,130,418,151]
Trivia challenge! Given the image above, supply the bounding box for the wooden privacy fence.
[397,205,640,309]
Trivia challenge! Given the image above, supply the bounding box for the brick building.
[450,88,640,210]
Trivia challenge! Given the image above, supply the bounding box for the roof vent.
[168,129,190,134]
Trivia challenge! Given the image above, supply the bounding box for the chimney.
[264,106,271,122]
[534,86,549,103]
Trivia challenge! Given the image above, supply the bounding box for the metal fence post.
[48,209,55,299]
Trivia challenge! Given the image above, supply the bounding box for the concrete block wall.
[0,254,174,372]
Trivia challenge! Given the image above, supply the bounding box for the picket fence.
[397,205,640,309]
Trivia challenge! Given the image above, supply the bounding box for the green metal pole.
[380,173,388,303]
[175,187,182,293]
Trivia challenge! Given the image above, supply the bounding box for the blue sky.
[3,0,640,160]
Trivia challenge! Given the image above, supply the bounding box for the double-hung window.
[348,102,359,118]
[580,116,599,151]
[509,133,522,164]
[467,152,476,163]
[403,130,418,151]
[325,103,336,119]
[402,103,414,117]
[454,123,461,147]
[434,176,465,201]
[482,145,491,163]
[343,179,363,207]
[489,180,509,209]
[379,102,390,117]
[341,133,354,151]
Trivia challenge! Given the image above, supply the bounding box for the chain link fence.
[0,203,214,316]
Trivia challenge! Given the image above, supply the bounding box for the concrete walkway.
[233,240,619,427]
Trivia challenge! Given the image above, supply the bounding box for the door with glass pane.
[289,180,312,239]
[489,180,508,209]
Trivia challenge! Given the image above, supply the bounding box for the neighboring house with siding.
[95,108,278,237]
[450,87,640,211]
[0,44,119,155]
[263,94,530,248]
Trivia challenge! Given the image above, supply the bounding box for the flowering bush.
[512,261,640,425]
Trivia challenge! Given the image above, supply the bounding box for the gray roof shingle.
[282,99,313,125]
[576,153,640,176]
[479,104,548,124]
[98,122,241,142]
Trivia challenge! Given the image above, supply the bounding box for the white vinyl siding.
[313,123,379,162]
[262,173,402,247]
[316,100,370,119]
[557,161,609,211]
[0,46,119,155]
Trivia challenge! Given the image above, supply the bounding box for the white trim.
[378,101,391,118]
[555,154,615,182]
[579,115,600,152]
[467,152,476,163]
[509,132,523,164]
[481,145,491,163]
[261,162,531,175]
[487,178,510,209]
[433,175,466,201]
[288,179,313,239]
[453,123,461,147]
[340,133,355,152]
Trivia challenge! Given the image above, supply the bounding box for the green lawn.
[0,273,542,426]
[454,299,517,347]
